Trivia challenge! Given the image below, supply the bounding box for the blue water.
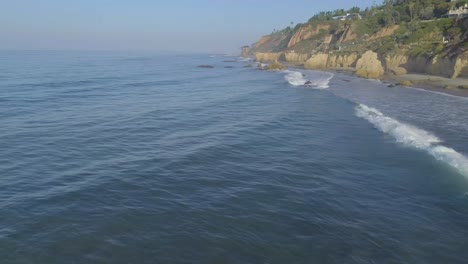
[1,51,468,264]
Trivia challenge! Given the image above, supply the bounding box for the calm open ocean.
[1,51,468,263]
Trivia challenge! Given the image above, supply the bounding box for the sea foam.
[356,104,468,177]
[284,70,334,89]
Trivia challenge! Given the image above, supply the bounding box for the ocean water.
[1,51,468,264]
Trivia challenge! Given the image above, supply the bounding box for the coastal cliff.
[245,0,468,81]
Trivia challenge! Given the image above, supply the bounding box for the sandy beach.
[381,74,468,98]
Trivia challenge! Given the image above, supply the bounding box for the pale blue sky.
[1,0,379,53]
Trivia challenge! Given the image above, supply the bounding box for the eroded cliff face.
[303,52,359,70]
[253,49,467,80]
[328,53,359,68]
[384,51,468,79]
[368,25,400,42]
[246,16,467,80]
[288,24,330,48]
[255,52,283,62]
[284,52,311,65]
[304,53,329,69]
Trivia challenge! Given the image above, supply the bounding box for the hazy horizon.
[2,0,378,53]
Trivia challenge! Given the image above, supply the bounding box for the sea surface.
[1,51,468,264]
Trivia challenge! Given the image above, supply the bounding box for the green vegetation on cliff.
[250,0,467,58]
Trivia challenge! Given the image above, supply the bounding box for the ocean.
[1,51,468,264]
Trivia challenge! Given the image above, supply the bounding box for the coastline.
[265,60,468,98]
[381,74,468,98]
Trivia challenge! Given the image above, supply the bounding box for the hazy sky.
[1,0,379,53]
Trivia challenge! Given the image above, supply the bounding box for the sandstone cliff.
[303,52,359,70]
[255,52,283,62]
[284,52,311,65]
[288,24,330,48]
[244,4,468,80]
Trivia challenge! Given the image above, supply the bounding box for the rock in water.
[198,65,215,68]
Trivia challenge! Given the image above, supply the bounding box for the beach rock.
[445,85,457,89]
[266,61,287,70]
[389,67,407,76]
[223,60,236,62]
[224,66,235,68]
[398,80,413,86]
[198,65,214,68]
[243,64,253,68]
[304,81,312,86]
[355,51,385,79]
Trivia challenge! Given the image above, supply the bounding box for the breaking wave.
[237,57,252,62]
[356,104,468,177]
[284,70,334,89]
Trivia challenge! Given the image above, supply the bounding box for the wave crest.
[356,104,468,177]
[284,70,333,89]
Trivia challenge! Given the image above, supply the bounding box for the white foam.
[237,57,252,62]
[356,104,468,177]
[284,71,307,86]
[284,70,334,89]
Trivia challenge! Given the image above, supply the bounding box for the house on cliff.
[332,13,362,21]
[448,3,468,18]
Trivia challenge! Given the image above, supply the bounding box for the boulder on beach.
[355,51,385,79]
[398,80,413,86]
[389,67,407,76]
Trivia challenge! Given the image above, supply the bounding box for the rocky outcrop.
[241,46,251,58]
[288,24,330,48]
[355,51,385,79]
[255,52,283,62]
[284,52,311,65]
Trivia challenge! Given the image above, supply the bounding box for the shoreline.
[265,60,468,98]
[380,74,468,98]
